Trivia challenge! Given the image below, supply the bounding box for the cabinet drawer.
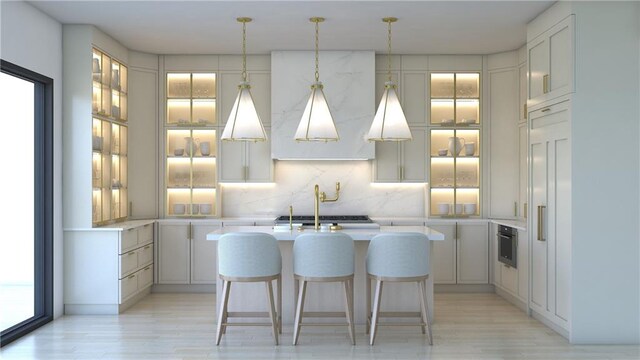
[120,228,138,253]
[120,249,138,278]
[119,272,138,302]
[500,263,518,295]
[139,223,153,244]
[138,243,153,266]
[138,265,153,289]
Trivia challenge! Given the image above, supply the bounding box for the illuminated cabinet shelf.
[164,72,218,218]
[428,72,481,217]
[92,47,128,226]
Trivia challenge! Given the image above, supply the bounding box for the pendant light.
[294,17,339,142]
[366,17,412,141]
[221,17,268,142]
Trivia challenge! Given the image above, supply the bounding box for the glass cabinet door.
[167,73,216,126]
[429,71,481,217]
[166,129,217,217]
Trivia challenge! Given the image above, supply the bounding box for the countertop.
[206,225,445,241]
[489,218,527,231]
[64,219,156,231]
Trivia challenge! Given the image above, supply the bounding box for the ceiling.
[29,0,554,55]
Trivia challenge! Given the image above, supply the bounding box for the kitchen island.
[207,226,444,325]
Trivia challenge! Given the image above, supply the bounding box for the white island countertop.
[206,225,445,241]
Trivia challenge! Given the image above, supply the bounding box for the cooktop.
[274,215,372,224]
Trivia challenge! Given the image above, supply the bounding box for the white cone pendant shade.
[221,82,267,141]
[366,81,412,141]
[294,82,339,142]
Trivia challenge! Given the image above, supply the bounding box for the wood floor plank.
[1,293,638,359]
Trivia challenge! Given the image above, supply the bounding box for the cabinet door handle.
[128,251,136,256]
[144,266,151,271]
[543,74,549,94]
[541,107,551,113]
[514,202,518,217]
[188,223,192,240]
[537,205,546,241]
[127,274,136,279]
[523,103,527,119]
[144,245,151,250]
[524,202,528,219]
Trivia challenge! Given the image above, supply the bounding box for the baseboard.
[65,287,152,315]
[152,284,216,293]
[435,284,495,293]
[530,309,570,340]
[494,286,528,312]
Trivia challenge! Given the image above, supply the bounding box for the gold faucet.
[314,182,341,230]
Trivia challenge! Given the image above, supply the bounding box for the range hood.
[271,51,375,160]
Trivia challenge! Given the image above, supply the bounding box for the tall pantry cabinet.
[526,5,574,337]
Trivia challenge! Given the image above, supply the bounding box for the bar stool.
[216,232,282,345]
[292,233,355,345]
[365,232,433,345]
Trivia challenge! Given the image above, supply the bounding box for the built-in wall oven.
[498,225,517,268]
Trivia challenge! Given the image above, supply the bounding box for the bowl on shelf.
[437,203,450,215]
[464,203,477,215]
[174,148,185,156]
[437,149,448,156]
[441,118,455,125]
[199,203,212,215]
[461,118,476,124]
[173,204,186,215]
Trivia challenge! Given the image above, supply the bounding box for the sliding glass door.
[0,60,53,346]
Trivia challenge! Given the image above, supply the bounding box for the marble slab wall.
[271,51,375,159]
[221,161,426,218]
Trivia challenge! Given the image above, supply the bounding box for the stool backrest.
[293,233,354,278]
[218,232,282,278]
[366,232,430,278]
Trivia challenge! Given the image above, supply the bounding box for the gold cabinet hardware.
[127,274,135,279]
[128,251,136,256]
[542,74,549,94]
[289,205,293,230]
[144,266,151,271]
[514,202,518,217]
[524,202,528,219]
[188,222,192,240]
[523,103,527,119]
[144,245,151,250]
[541,107,551,113]
[537,205,546,241]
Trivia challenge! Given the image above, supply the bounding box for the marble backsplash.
[220,161,426,218]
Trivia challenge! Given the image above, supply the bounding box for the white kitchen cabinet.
[527,15,574,107]
[401,72,427,125]
[488,68,519,218]
[373,127,426,182]
[516,229,528,300]
[456,223,489,284]
[190,224,219,284]
[64,220,155,314]
[529,100,571,331]
[518,123,528,218]
[430,222,488,285]
[430,224,456,284]
[157,221,220,285]
[518,62,527,123]
[219,127,273,183]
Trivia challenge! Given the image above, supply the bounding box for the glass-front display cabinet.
[165,72,217,217]
[92,47,128,226]
[429,72,481,217]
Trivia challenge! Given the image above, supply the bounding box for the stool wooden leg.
[293,280,307,345]
[216,280,231,345]
[365,275,371,334]
[265,280,279,345]
[343,280,355,345]
[417,281,426,335]
[369,280,383,345]
[277,274,282,334]
[221,281,231,335]
[419,279,433,345]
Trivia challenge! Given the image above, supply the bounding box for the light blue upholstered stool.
[216,232,282,345]
[292,233,356,345]
[365,232,433,345]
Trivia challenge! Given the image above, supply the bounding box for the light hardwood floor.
[1,293,638,359]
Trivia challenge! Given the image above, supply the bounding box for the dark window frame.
[0,59,54,347]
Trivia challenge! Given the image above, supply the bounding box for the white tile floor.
[1,292,638,359]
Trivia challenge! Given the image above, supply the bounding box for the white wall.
[0,1,64,318]
[571,1,640,344]
[221,161,426,217]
